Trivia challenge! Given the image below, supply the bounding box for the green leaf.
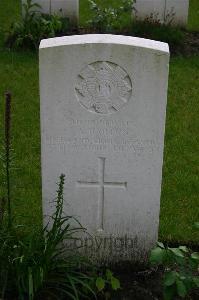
[150,247,165,265]
[179,246,189,253]
[191,252,199,260]
[176,279,187,298]
[164,271,177,286]
[111,276,120,290]
[163,285,175,300]
[157,241,165,249]
[194,222,199,229]
[169,248,184,258]
[106,269,113,280]
[96,277,105,291]
[193,277,199,288]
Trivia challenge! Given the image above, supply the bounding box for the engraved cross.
[76,157,127,231]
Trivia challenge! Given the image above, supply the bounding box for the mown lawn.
[0,0,198,242]
[188,0,199,31]
[160,56,199,243]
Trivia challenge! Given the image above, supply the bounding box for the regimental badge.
[75,61,132,114]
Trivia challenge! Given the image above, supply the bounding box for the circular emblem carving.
[75,61,132,114]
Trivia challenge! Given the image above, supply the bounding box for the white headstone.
[165,0,189,25]
[22,0,79,24]
[39,34,169,263]
[134,0,189,27]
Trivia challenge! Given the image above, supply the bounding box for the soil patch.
[172,31,199,56]
[100,267,199,300]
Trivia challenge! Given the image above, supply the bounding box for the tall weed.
[0,92,96,299]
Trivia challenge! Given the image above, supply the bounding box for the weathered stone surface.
[134,0,189,26]
[22,0,79,24]
[39,34,169,263]
[165,0,189,25]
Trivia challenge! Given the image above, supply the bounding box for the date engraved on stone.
[75,61,132,114]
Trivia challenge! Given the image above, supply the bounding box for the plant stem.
[50,0,52,14]
[5,92,12,227]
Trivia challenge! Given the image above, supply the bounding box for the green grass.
[0,50,42,231]
[0,0,20,46]
[0,0,20,30]
[159,56,199,243]
[0,0,198,243]
[188,0,199,31]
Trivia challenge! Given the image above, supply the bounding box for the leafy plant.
[137,6,176,27]
[0,91,120,300]
[164,7,176,26]
[0,92,97,299]
[131,18,185,49]
[5,0,70,50]
[23,0,42,19]
[87,0,134,33]
[0,176,97,300]
[150,242,199,300]
[95,269,120,299]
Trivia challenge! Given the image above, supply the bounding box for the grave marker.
[39,34,169,263]
[134,0,189,26]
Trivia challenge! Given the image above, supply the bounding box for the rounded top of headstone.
[39,34,169,55]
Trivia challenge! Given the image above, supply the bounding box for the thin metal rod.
[5,92,12,226]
